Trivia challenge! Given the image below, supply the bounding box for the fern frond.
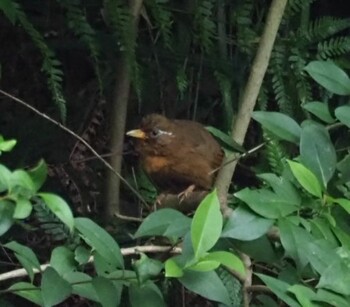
[285,0,315,17]
[58,0,103,93]
[305,17,350,43]
[258,85,269,111]
[214,71,233,122]
[176,66,188,99]
[288,49,312,103]
[317,36,350,59]
[194,0,216,54]
[1,1,66,121]
[263,131,288,175]
[146,0,173,49]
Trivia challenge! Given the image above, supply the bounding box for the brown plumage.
[126,114,224,193]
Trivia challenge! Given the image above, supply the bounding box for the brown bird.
[126,114,224,195]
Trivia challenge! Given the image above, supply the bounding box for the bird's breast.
[142,156,171,175]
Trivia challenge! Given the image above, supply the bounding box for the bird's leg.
[177,184,196,203]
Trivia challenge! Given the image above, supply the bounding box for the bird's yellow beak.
[126,129,147,139]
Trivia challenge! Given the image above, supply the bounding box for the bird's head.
[126,114,176,156]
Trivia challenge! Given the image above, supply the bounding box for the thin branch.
[215,0,288,217]
[0,245,182,282]
[0,89,147,206]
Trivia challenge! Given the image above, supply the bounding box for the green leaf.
[222,206,274,240]
[278,219,314,269]
[0,164,11,192]
[0,139,17,152]
[39,193,74,232]
[92,276,121,307]
[191,190,223,259]
[135,208,191,238]
[129,281,166,307]
[187,260,220,272]
[179,270,231,306]
[333,198,350,214]
[50,246,76,277]
[10,170,35,192]
[234,188,298,219]
[64,272,99,302]
[0,0,18,24]
[300,121,336,188]
[27,159,48,191]
[317,258,350,295]
[4,241,40,283]
[133,253,163,284]
[252,111,301,144]
[302,101,335,124]
[13,197,32,219]
[304,239,336,274]
[335,105,350,128]
[41,267,72,307]
[204,251,245,276]
[314,289,350,306]
[286,160,322,198]
[206,126,245,152]
[8,282,43,306]
[74,245,91,265]
[0,200,15,236]
[75,217,123,269]
[288,285,315,307]
[256,274,300,307]
[258,173,301,205]
[165,258,184,277]
[304,61,350,95]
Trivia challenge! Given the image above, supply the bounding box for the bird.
[126,114,224,196]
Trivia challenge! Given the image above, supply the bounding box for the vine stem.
[0,89,147,206]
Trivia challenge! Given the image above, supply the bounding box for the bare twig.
[0,89,147,207]
[0,245,182,282]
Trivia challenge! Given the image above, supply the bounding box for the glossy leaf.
[234,188,298,219]
[333,198,350,214]
[288,285,315,307]
[8,282,43,306]
[256,274,300,307]
[252,111,301,143]
[75,217,123,269]
[133,253,163,284]
[0,137,17,152]
[13,197,32,219]
[165,258,184,277]
[39,193,74,232]
[179,270,232,306]
[129,281,166,307]
[191,190,222,259]
[0,200,15,236]
[314,289,350,306]
[302,101,334,123]
[278,219,314,269]
[206,126,245,152]
[204,251,245,276]
[335,105,350,128]
[27,159,48,191]
[135,208,191,238]
[64,272,99,302]
[300,121,336,187]
[74,245,91,265]
[41,267,72,307]
[92,276,121,307]
[258,173,301,206]
[50,246,76,276]
[222,206,274,240]
[287,160,322,198]
[187,260,220,272]
[304,61,350,95]
[4,241,40,283]
[0,164,11,192]
[10,170,35,192]
[318,260,350,295]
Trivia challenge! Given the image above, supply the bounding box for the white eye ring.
[150,128,173,138]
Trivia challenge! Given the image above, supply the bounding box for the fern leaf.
[317,36,350,59]
[263,131,288,175]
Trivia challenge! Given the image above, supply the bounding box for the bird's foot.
[177,184,196,203]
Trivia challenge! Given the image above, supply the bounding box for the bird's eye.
[150,128,160,138]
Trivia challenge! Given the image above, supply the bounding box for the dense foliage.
[1,0,350,306]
